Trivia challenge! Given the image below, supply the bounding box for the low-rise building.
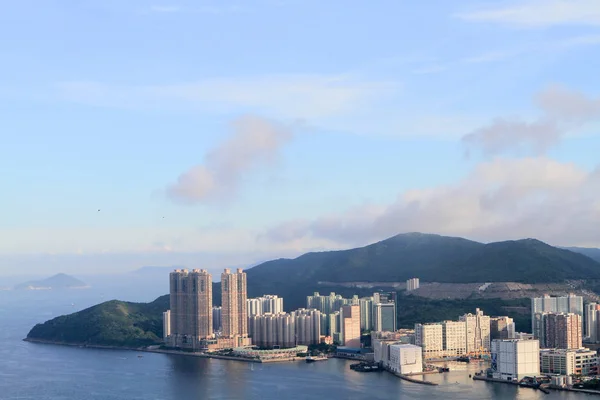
[540,348,599,376]
[491,339,540,381]
[388,344,423,374]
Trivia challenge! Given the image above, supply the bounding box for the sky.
[1,0,599,276]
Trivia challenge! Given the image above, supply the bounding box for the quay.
[23,338,306,364]
[473,375,550,394]
[383,365,439,386]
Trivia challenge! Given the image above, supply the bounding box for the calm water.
[0,288,588,399]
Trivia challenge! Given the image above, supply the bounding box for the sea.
[0,285,589,399]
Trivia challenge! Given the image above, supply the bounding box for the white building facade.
[406,278,420,291]
[415,323,444,359]
[388,344,423,374]
[491,339,540,381]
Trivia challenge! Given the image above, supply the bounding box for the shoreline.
[473,374,600,396]
[23,338,305,364]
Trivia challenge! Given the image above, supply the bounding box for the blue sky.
[1,0,599,275]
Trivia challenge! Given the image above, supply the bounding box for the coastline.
[23,338,304,364]
[473,374,600,396]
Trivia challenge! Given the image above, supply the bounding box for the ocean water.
[0,288,586,399]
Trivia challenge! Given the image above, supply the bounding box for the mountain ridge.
[239,233,600,308]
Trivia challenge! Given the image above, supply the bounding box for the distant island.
[15,273,89,290]
[24,233,600,348]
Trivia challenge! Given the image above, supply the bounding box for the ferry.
[306,355,328,363]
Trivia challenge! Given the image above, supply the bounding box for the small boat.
[137,355,143,358]
[457,356,470,363]
[306,355,328,363]
[350,362,382,372]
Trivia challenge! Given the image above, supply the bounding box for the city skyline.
[2,0,600,276]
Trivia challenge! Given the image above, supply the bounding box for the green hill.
[25,233,600,347]
[234,233,600,309]
[26,295,169,347]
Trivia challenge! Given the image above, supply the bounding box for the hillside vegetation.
[240,233,600,309]
[27,295,169,347]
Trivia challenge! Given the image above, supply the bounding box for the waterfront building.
[490,316,515,340]
[585,303,600,342]
[545,313,582,350]
[293,308,321,345]
[460,308,491,354]
[442,320,467,357]
[221,268,250,347]
[340,305,361,347]
[491,339,540,381]
[212,306,222,332]
[359,297,374,331]
[373,337,398,364]
[406,278,420,292]
[388,344,423,374]
[163,310,171,340]
[415,323,444,359]
[374,303,396,332]
[540,348,599,376]
[168,269,213,349]
[232,345,308,361]
[249,312,295,348]
[531,294,583,333]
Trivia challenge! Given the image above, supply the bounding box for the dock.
[473,375,549,394]
[383,366,439,385]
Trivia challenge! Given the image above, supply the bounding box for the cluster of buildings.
[164,268,600,380]
[164,268,251,351]
[487,294,599,382]
[413,309,513,359]
[164,269,415,354]
[306,290,399,346]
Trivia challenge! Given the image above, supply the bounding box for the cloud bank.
[167,115,294,204]
[462,86,600,156]
[262,157,600,247]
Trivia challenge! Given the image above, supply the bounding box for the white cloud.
[55,75,396,120]
[457,0,600,27]
[262,158,600,247]
[166,115,295,205]
[463,86,600,156]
